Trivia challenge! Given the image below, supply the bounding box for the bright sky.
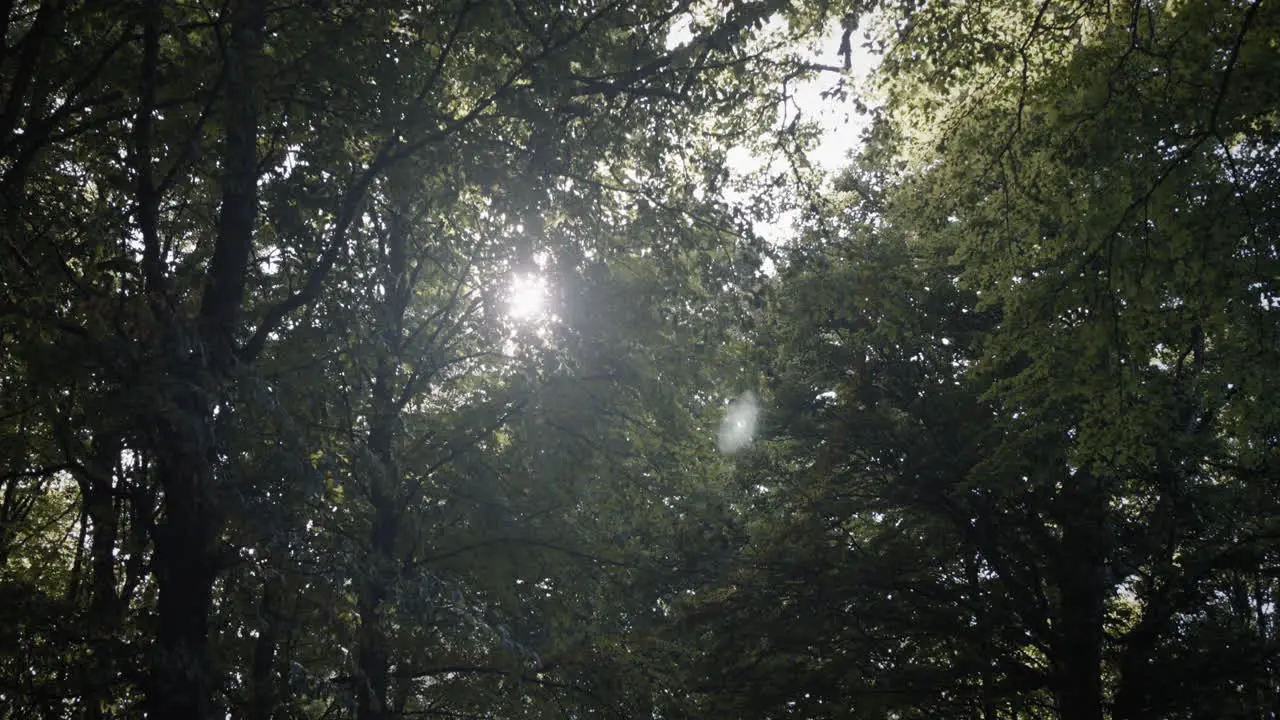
[780,29,880,173]
[506,16,881,319]
[666,12,881,174]
[732,22,881,243]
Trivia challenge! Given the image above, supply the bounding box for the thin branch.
[136,0,163,294]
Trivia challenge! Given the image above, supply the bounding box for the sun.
[506,272,548,321]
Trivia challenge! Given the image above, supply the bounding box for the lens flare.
[718,391,759,453]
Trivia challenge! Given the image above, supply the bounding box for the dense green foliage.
[2,0,1278,719]
[669,1,1280,718]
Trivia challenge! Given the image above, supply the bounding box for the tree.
[0,0,823,717]
[881,0,1280,715]
[665,1,1280,718]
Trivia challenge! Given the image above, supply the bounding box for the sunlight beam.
[506,273,548,321]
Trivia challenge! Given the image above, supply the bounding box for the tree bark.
[356,383,400,720]
[83,474,121,720]
[148,397,221,720]
[1053,470,1107,720]
[59,421,124,720]
[356,213,411,720]
[246,579,280,720]
[1112,609,1165,720]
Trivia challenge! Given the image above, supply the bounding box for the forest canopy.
[1,0,1277,719]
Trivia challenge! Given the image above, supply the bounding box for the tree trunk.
[1054,471,1107,720]
[148,399,221,720]
[246,579,280,720]
[144,0,263,715]
[356,213,410,720]
[59,426,125,720]
[356,574,392,720]
[1113,610,1164,720]
[83,482,120,720]
[356,405,400,720]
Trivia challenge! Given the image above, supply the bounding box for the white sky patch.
[666,13,694,48]
[795,36,879,173]
[669,9,880,174]
[718,390,760,453]
[722,21,883,245]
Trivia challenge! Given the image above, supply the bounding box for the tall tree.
[0,0,819,717]
[666,1,1280,718]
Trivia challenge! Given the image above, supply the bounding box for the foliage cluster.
[2,1,1278,719]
